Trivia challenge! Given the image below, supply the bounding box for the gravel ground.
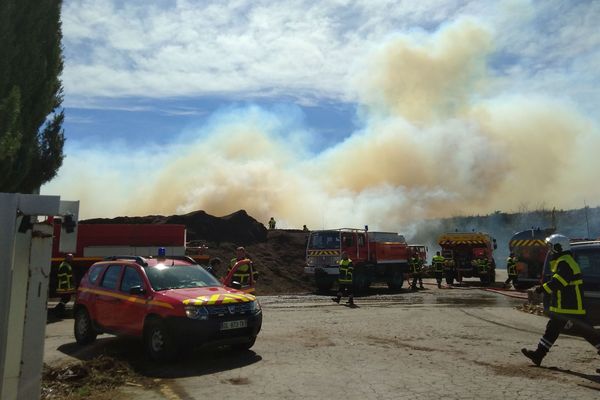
[44,276,600,400]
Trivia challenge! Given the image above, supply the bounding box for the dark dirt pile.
[82,210,314,295]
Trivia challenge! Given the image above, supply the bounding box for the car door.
[575,246,600,326]
[95,264,123,331]
[114,266,148,335]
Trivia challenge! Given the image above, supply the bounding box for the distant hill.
[410,206,600,265]
[81,210,313,295]
[80,205,600,289]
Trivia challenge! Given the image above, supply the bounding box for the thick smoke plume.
[44,19,600,233]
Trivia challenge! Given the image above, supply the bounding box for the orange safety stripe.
[509,240,546,247]
[78,287,174,309]
[307,250,339,256]
[182,293,255,306]
[439,240,487,245]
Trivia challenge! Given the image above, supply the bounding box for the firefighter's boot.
[437,282,442,289]
[348,294,355,307]
[521,347,546,366]
[332,293,341,303]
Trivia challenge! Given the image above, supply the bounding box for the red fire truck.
[304,228,409,293]
[437,232,497,284]
[50,221,210,297]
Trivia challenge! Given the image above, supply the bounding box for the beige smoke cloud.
[44,18,600,232]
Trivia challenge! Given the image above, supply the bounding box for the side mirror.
[231,281,242,290]
[129,286,145,295]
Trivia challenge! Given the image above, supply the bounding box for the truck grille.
[207,302,253,316]
[308,255,339,267]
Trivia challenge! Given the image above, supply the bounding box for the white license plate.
[221,319,247,330]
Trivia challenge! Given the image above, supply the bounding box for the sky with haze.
[41,0,600,232]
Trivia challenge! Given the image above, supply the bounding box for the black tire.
[490,270,496,284]
[387,270,404,291]
[74,308,97,345]
[231,336,257,351]
[144,320,179,361]
[353,272,369,295]
[316,279,333,292]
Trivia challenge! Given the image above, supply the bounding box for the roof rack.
[103,255,148,266]
[164,255,198,264]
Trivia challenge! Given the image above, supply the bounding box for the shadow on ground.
[57,336,262,379]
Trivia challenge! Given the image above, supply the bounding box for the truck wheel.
[74,308,97,345]
[316,280,333,292]
[387,271,404,291]
[490,270,496,284]
[353,273,368,295]
[144,320,179,361]
[231,336,257,351]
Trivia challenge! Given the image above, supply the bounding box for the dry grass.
[41,355,153,400]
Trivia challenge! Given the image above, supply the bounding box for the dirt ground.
[43,278,600,400]
[82,211,314,295]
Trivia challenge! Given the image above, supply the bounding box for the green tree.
[0,0,65,193]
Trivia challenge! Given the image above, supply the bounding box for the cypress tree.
[0,0,65,193]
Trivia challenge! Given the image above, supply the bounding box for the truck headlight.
[185,305,209,320]
[249,300,261,313]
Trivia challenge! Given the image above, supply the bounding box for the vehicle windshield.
[309,231,340,250]
[146,264,221,291]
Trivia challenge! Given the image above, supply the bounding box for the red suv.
[73,256,262,360]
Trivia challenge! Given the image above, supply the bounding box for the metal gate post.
[0,194,60,400]
[0,193,19,398]
[18,222,54,399]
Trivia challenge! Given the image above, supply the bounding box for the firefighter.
[268,217,276,230]
[522,234,600,367]
[476,257,490,285]
[444,255,455,285]
[410,255,424,290]
[207,257,222,277]
[227,247,253,285]
[332,251,354,306]
[55,253,75,314]
[432,251,446,289]
[504,253,519,288]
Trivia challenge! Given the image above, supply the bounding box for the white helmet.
[545,234,570,253]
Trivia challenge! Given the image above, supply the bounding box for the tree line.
[0,0,65,193]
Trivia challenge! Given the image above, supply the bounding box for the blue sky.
[43,0,600,231]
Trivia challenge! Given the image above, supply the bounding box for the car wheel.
[231,336,257,351]
[144,320,179,361]
[74,308,97,345]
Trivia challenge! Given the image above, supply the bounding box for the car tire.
[387,270,404,291]
[231,336,257,351]
[74,308,97,345]
[144,320,179,361]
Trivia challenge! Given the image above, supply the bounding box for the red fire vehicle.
[304,228,409,292]
[508,228,554,289]
[50,221,210,297]
[437,232,497,284]
[74,256,262,360]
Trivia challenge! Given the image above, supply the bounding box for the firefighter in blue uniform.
[522,234,600,367]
